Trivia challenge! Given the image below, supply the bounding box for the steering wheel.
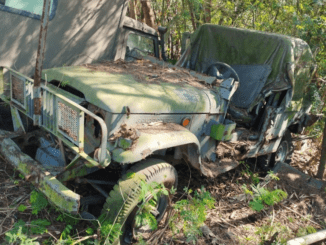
[206,62,240,82]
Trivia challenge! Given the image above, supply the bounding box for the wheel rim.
[275,141,288,163]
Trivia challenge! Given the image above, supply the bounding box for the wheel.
[99,158,178,245]
[258,130,294,170]
[206,62,240,82]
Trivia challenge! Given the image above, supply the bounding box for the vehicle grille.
[57,101,79,143]
[11,74,25,107]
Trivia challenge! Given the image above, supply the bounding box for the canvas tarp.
[177,24,316,110]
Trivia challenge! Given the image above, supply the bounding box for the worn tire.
[258,130,294,170]
[100,158,178,245]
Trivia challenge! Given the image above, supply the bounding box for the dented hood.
[42,66,215,114]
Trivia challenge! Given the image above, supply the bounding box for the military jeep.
[0,1,318,244]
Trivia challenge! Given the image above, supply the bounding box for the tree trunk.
[204,0,211,23]
[170,32,174,60]
[187,0,197,30]
[141,0,155,28]
[129,0,136,20]
[316,119,326,179]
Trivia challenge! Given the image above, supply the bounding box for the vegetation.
[169,186,215,244]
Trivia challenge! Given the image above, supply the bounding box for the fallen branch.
[287,229,326,245]
[281,204,321,227]
[72,234,97,245]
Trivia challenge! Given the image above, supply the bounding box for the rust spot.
[34,98,42,115]
[141,149,151,159]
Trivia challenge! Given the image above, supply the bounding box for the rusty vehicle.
[0,0,318,244]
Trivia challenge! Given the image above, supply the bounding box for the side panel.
[0,0,128,76]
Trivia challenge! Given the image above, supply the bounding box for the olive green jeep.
[0,1,319,244]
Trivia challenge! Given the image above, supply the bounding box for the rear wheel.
[100,159,178,245]
[259,130,294,170]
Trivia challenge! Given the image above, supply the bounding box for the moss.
[39,176,79,213]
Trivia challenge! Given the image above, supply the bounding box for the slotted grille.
[11,74,25,107]
[57,101,79,142]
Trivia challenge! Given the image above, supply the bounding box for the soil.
[83,59,218,89]
[0,140,325,244]
[290,138,326,179]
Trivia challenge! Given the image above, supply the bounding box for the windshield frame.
[124,27,160,59]
[0,0,58,20]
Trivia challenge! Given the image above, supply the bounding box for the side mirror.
[158,26,167,61]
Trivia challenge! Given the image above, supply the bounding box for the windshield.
[125,32,155,59]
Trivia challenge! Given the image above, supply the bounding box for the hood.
[42,66,213,114]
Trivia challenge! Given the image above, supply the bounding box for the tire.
[258,130,294,170]
[100,158,178,245]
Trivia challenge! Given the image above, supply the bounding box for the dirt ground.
[0,139,326,245]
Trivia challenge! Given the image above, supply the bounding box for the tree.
[141,0,156,28]
[129,0,137,20]
[316,119,326,179]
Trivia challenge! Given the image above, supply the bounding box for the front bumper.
[0,130,80,214]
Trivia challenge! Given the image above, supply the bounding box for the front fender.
[111,123,201,168]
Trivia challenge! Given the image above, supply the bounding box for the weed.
[244,236,255,241]
[241,164,260,184]
[134,237,147,245]
[296,225,317,237]
[18,204,27,212]
[169,186,215,244]
[5,219,51,245]
[30,219,51,234]
[245,184,287,211]
[100,222,122,244]
[134,181,169,231]
[30,190,48,215]
[60,224,73,240]
[267,170,280,181]
[86,227,94,235]
[255,223,293,244]
[301,214,313,222]
[60,80,70,87]
[287,217,294,223]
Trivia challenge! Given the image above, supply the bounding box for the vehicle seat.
[227,64,272,125]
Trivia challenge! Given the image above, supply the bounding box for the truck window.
[126,32,155,57]
[0,0,57,20]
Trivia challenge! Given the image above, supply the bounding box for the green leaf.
[30,219,51,234]
[30,191,48,215]
[249,199,265,211]
[86,227,94,235]
[18,204,27,212]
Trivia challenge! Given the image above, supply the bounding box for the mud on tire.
[99,158,178,245]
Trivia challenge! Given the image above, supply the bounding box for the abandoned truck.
[0,0,318,244]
